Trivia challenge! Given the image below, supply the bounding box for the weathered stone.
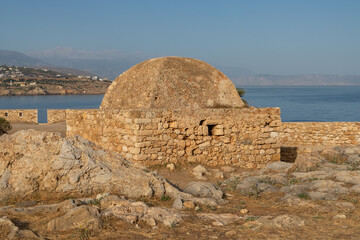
[172,198,184,210]
[183,201,196,209]
[221,166,235,173]
[47,205,102,231]
[166,163,175,171]
[0,130,215,202]
[333,214,346,219]
[198,213,242,226]
[260,161,293,173]
[335,171,360,184]
[272,215,305,228]
[192,171,207,180]
[289,154,325,172]
[240,209,249,214]
[193,165,208,173]
[100,57,245,110]
[183,182,223,200]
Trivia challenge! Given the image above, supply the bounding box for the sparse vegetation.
[245,216,260,222]
[0,117,11,135]
[297,193,310,200]
[286,178,299,186]
[161,195,171,201]
[236,88,249,106]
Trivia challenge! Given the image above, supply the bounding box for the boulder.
[183,182,223,200]
[260,161,293,173]
[0,216,42,240]
[47,205,102,231]
[289,154,325,172]
[0,130,204,203]
[272,215,305,228]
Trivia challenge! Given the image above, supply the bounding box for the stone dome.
[100,57,245,110]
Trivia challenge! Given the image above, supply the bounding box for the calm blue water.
[0,95,104,123]
[0,86,359,122]
[243,85,360,122]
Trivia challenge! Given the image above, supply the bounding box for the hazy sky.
[1,0,360,75]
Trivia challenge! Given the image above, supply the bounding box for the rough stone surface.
[0,216,41,240]
[281,122,360,147]
[100,57,245,110]
[0,130,217,205]
[66,107,281,168]
[272,215,305,228]
[289,154,325,172]
[183,182,223,200]
[0,109,38,123]
[47,205,102,231]
[260,161,293,173]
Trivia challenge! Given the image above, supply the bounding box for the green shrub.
[0,117,11,135]
[236,88,249,106]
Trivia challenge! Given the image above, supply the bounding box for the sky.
[1,0,360,75]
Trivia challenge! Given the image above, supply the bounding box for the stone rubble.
[220,146,360,203]
[1,130,360,238]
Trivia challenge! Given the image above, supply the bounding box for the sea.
[0,85,359,123]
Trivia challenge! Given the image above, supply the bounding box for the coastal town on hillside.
[0,65,111,95]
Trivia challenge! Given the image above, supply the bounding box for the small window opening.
[19,112,23,117]
[207,125,216,135]
[4,112,8,117]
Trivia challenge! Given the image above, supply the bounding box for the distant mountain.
[35,66,95,77]
[212,65,255,79]
[232,74,360,86]
[0,49,97,77]
[27,47,147,80]
[2,48,360,85]
[0,49,46,67]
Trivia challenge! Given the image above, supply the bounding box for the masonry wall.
[47,109,67,123]
[0,109,38,123]
[66,107,281,168]
[281,122,360,162]
[281,122,360,146]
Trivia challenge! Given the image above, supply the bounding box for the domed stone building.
[66,57,281,168]
[100,57,245,110]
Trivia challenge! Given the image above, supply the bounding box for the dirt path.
[8,122,66,137]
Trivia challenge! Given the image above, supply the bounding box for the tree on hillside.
[0,117,11,135]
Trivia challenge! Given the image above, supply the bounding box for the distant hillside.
[0,50,45,67]
[232,74,360,86]
[35,66,95,77]
[0,65,111,96]
[2,48,360,85]
[27,47,147,80]
[0,49,98,77]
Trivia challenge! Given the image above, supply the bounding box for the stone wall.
[47,109,67,123]
[0,109,38,123]
[281,122,360,146]
[66,107,281,168]
[281,122,360,162]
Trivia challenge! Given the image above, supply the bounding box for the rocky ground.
[8,122,66,137]
[1,130,360,239]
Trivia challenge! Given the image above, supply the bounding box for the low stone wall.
[281,122,360,146]
[66,107,281,168]
[47,109,67,123]
[281,122,360,162]
[0,109,38,123]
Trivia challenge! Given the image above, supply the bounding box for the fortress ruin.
[2,57,360,168]
[66,57,281,168]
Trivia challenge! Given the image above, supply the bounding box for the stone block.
[198,141,211,149]
[129,147,141,155]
